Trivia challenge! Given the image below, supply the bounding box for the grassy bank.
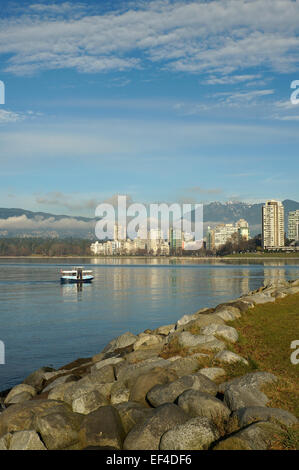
[224,293,299,449]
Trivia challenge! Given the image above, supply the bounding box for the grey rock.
[34,404,83,450]
[176,313,198,328]
[214,306,241,321]
[123,403,189,450]
[214,421,281,450]
[133,334,164,351]
[201,324,238,343]
[215,350,248,365]
[154,324,175,336]
[0,433,12,450]
[9,430,47,450]
[78,405,125,450]
[115,358,171,385]
[167,357,201,377]
[42,374,79,393]
[233,406,298,428]
[218,371,278,394]
[72,389,109,414]
[4,391,33,405]
[0,399,71,436]
[241,293,276,305]
[178,314,225,333]
[177,331,225,351]
[147,372,218,407]
[199,367,226,381]
[102,332,138,355]
[4,384,36,404]
[160,416,220,450]
[89,364,116,383]
[224,384,270,412]
[219,372,278,412]
[110,381,130,405]
[115,401,154,434]
[177,390,231,421]
[91,357,123,373]
[23,366,56,392]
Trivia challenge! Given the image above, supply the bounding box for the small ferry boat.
[60,267,94,283]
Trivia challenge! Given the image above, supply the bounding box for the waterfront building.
[288,210,299,241]
[262,200,284,249]
[206,219,250,250]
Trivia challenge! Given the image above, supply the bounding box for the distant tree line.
[0,238,93,256]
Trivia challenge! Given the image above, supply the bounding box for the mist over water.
[0,257,298,390]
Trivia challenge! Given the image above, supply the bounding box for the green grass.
[225,293,299,419]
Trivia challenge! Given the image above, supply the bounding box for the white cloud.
[0,0,298,77]
[0,109,25,123]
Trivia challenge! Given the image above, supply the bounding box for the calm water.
[0,258,299,390]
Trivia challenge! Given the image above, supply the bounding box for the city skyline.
[0,0,299,216]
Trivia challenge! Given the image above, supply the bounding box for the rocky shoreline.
[0,278,298,450]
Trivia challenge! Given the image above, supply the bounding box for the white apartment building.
[262,200,284,249]
[207,219,250,250]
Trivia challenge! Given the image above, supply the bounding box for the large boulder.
[232,406,298,428]
[0,399,70,437]
[160,416,220,450]
[91,358,123,373]
[214,306,241,321]
[213,421,281,450]
[177,390,230,421]
[199,367,226,381]
[4,384,37,405]
[215,350,248,365]
[129,367,178,406]
[179,314,225,332]
[110,381,130,405]
[167,357,201,377]
[78,406,125,450]
[23,367,56,392]
[220,372,278,412]
[218,372,278,394]
[177,332,225,351]
[147,372,218,408]
[42,374,79,393]
[154,324,175,336]
[102,332,138,355]
[201,324,238,343]
[0,433,12,450]
[72,389,109,414]
[241,293,276,305]
[115,358,171,385]
[9,430,47,450]
[115,401,154,434]
[34,404,83,450]
[123,403,189,450]
[133,334,164,351]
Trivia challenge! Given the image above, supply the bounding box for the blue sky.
[0,0,299,217]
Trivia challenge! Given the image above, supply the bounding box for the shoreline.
[0,278,298,450]
[0,255,299,260]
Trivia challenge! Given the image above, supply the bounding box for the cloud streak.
[0,0,298,78]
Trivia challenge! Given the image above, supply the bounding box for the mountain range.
[0,199,298,239]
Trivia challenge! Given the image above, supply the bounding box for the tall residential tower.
[262,200,284,249]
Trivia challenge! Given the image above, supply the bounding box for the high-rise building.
[288,210,299,241]
[262,200,284,249]
[235,219,250,241]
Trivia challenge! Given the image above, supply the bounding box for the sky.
[0,0,299,217]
